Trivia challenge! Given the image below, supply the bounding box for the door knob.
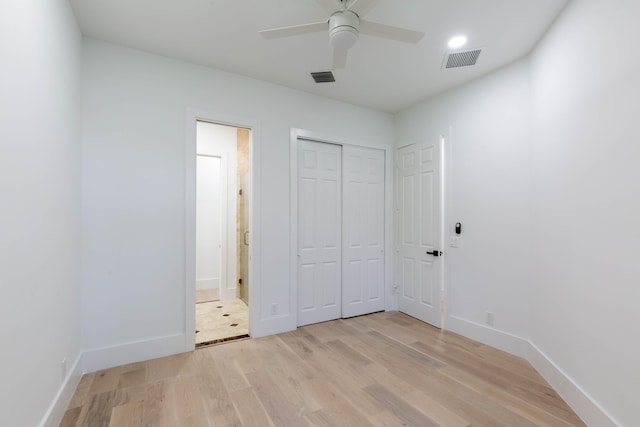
[426,250,442,257]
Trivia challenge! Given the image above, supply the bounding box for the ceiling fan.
[259,0,425,69]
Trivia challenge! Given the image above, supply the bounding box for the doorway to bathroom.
[194,120,251,347]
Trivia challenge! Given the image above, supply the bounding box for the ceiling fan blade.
[347,0,380,17]
[259,21,327,40]
[333,48,348,69]
[359,20,425,43]
[315,0,339,15]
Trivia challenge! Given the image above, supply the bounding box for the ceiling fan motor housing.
[329,10,359,50]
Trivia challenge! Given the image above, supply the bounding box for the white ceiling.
[70,0,568,113]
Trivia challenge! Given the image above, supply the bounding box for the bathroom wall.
[236,128,250,303]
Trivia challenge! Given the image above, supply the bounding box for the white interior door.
[298,140,342,326]
[397,140,442,327]
[342,146,385,318]
[196,155,223,291]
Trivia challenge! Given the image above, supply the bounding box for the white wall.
[529,1,640,425]
[395,60,533,355]
[81,39,394,368]
[396,1,639,424]
[0,0,82,426]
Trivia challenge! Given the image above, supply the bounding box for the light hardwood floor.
[61,312,586,427]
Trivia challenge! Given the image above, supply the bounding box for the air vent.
[443,48,482,69]
[311,71,336,83]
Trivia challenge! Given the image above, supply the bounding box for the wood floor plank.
[172,376,210,427]
[145,352,195,383]
[87,368,121,396]
[351,313,431,346]
[364,383,440,427]
[264,335,317,381]
[402,389,471,427]
[410,368,541,427]
[68,372,96,409]
[368,409,419,427]
[117,367,146,390]
[360,362,415,398]
[306,400,376,427]
[293,336,386,416]
[196,374,242,426]
[155,381,182,427]
[59,406,81,427]
[228,387,275,427]
[76,389,127,427]
[211,346,252,393]
[140,381,176,427]
[245,370,313,427]
[109,401,143,427]
[63,312,586,427]
[325,338,374,366]
[233,340,267,374]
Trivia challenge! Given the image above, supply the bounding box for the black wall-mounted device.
[455,222,462,235]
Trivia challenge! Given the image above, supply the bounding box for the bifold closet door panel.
[342,145,385,318]
[297,140,342,326]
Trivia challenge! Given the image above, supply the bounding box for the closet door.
[342,146,385,318]
[297,140,342,326]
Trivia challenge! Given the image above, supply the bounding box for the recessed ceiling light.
[448,36,467,49]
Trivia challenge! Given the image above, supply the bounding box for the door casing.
[185,109,261,351]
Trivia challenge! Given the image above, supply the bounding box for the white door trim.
[290,128,394,327]
[441,132,452,329]
[185,108,261,351]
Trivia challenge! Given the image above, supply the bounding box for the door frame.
[289,128,394,326]
[185,108,261,351]
[395,135,449,328]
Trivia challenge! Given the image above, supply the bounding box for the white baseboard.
[527,342,620,427]
[82,333,186,373]
[446,314,530,358]
[445,316,620,426]
[39,352,83,427]
[251,314,296,338]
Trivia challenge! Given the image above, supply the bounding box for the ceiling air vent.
[443,48,483,69]
[311,71,336,83]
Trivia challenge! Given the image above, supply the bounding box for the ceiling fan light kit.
[329,11,359,50]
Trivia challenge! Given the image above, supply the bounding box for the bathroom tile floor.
[195,298,248,346]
